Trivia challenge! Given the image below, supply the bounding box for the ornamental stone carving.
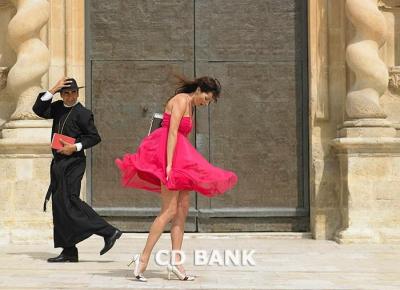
[345,0,389,119]
[378,0,400,8]
[388,66,400,95]
[7,0,50,120]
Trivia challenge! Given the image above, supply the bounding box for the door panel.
[194,0,309,231]
[87,0,196,231]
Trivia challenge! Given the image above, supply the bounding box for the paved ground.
[0,232,400,290]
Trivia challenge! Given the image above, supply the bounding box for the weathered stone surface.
[0,153,53,244]
[332,138,400,243]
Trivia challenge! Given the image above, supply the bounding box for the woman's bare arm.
[166,94,187,174]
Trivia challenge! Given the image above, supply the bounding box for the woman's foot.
[167,263,195,281]
[175,264,186,275]
[128,254,148,282]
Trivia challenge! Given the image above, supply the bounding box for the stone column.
[7,0,49,119]
[2,0,51,140]
[332,0,400,243]
[0,0,52,244]
[340,0,395,136]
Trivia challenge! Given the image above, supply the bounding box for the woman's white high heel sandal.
[128,254,147,282]
[167,263,195,281]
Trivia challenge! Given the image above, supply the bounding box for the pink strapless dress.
[115,112,238,197]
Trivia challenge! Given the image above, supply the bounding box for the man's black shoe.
[100,229,123,255]
[47,253,78,263]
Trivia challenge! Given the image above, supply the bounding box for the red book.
[51,133,76,150]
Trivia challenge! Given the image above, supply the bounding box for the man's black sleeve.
[32,92,54,119]
[77,110,101,149]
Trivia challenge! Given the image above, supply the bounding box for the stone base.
[393,123,400,137]
[335,227,400,244]
[380,228,400,243]
[338,119,396,138]
[334,227,377,244]
[332,136,400,244]
[0,228,10,245]
[0,119,54,243]
[0,144,53,243]
[9,227,53,245]
[1,119,52,140]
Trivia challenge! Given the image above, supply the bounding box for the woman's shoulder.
[165,93,189,109]
[172,93,189,101]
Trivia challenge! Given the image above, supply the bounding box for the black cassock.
[33,93,115,248]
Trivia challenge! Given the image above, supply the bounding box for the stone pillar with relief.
[386,67,400,134]
[333,0,400,243]
[0,0,52,244]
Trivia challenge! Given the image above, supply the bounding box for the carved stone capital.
[389,66,400,95]
[378,0,400,9]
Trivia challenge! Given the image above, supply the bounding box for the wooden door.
[86,0,309,232]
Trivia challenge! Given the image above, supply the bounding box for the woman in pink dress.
[115,75,238,282]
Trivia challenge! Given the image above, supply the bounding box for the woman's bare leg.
[138,184,179,273]
[170,190,190,273]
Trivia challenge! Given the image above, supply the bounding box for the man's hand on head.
[49,77,72,95]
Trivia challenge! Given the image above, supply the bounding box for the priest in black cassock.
[33,77,122,262]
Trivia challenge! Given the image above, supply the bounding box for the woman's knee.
[160,205,178,221]
[177,191,190,215]
[178,203,190,217]
[170,205,189,226]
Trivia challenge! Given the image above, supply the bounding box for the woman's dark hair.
[165,74,222,106]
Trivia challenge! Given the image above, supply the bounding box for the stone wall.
[0,0,399,243]
[309,0,346,240]
[309,0,400,242]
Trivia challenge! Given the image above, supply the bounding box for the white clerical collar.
[63,101,78,108]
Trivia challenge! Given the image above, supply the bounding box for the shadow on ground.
[7,252,114,263]
[92,268,173,280]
